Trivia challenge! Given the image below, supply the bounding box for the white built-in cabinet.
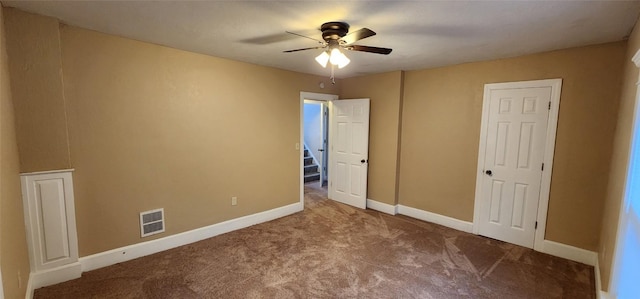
[21,169,81,287]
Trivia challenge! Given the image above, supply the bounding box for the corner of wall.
[393,70,406,206]
[0,5,32,299]
[596,14,640,293]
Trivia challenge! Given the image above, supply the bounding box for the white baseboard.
[25,272,33,299]
[595,257,602,299]
[397,204,473,233]
[593,257,609,299]
[540,240,597,266]
[29,262,81,291]
[366,199,397,215]
[25,200,604,298]
[599,291,612,299]
[25,201,301,299]
[80,202,302,272]
[594,258,612,299]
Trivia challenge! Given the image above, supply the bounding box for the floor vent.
[140,208,165,237]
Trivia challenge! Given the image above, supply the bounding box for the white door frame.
[472,79,562,251]
[300,92,338,207]
[608,50,640,296]
[0,267,4,299]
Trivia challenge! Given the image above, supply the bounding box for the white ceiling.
[4,1,640,78]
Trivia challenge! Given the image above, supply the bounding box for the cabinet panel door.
[22,171,78,271]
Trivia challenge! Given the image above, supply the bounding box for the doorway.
[299,92,371,210]
[303,100,328,187]
[473,79,562,249]
[299,92,338,207]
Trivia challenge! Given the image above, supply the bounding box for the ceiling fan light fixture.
[329,48,344,65]
[315,51,330,68]
[337,53,350,69]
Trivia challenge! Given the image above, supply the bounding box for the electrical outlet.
[18,271,22,289]
[231,196,237,206]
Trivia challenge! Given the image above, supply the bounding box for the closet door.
[21,170,78,271]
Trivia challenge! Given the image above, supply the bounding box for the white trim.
[472,79,563,252]
[366,199,398,215]
[25,273,33,299]
[80,201,302,272]
[632,49,640,67]
[535,79,563,251]
[19,168,74,176]
[539,240,597,266]
[0,268,4,299]
[595,257,602,298]
[29,262,81,290]
[595,258,612,299]
[472,83,492,235]
[397,205,473,233]
[299,91,338,206]
[609,49,640,297]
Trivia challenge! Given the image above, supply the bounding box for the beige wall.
[3,9,71,173]
[3,8,635,290]
[598,18,640,291]
[399,42,626,251]
[4,9,339,256]
[60,27,338,255]
[0,6,31,299]
[339,71,404,205]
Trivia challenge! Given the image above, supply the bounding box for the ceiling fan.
[283,22,392,78]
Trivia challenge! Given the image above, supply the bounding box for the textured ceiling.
[4,1,640,78]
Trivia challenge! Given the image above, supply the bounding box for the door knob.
[485,170,492,176]
[318,149,324,152]
[361,159,367,164]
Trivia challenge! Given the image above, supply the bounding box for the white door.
[476,82,555,248]
[329,99,370,209]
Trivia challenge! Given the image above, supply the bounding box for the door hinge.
[535,221,538,229]
[548,101,551,110]
[541,163,544,171]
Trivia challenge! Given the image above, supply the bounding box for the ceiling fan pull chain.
[331,64,336,85]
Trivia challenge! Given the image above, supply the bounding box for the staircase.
[303,145,321,183]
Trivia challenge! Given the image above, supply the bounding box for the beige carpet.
[34,184,594,298]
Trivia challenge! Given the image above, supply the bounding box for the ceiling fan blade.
[341,28,376,45]
[285,31,325,44]
[283,46,325,53]
[346,45,393,55]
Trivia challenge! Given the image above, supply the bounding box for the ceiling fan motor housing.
[283,21,391,56]
[321,22,350,41]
